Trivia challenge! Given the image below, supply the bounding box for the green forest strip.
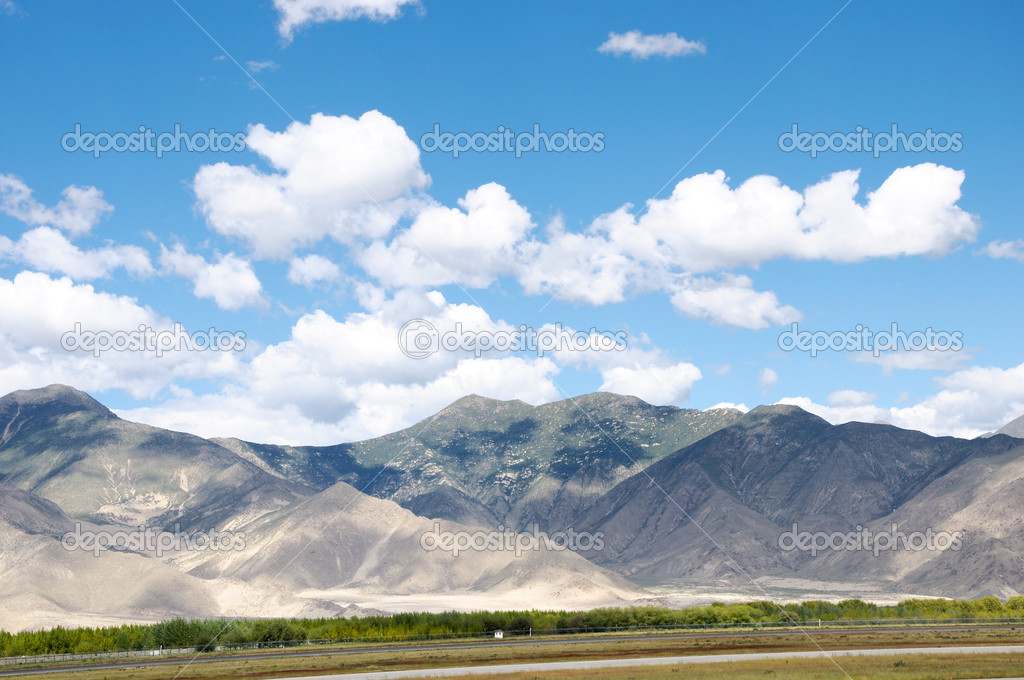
[3,596,1024,658]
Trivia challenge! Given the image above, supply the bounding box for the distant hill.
[0,385,310,530]
[2,384,1023,631]
[574,405,1024,598]
[219,392,744,531]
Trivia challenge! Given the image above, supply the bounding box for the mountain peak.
[0,384,114,418]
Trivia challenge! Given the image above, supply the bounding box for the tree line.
[3,596,1023,657]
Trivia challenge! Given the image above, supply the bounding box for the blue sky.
[0,0,1021,444]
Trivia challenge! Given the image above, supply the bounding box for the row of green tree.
[3,596,1023,657]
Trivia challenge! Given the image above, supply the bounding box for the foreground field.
[408,653,1024,680]
[5,627,1022,680]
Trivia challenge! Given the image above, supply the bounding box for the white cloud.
[598,362,702,405]
[193,111,428,258]
[359,182,533,288]
[159,245,267,310]
[274,0,419,41]
[980,239,1024,262]
[625,164,976,273]
[670,274,802,329]
[598,30,706,59]
[780,361,1024,438]
[119,292,563,443]
[287,254,342,286]
[516,165,976,325]
[758,367,779,395]
[0,227,152,279]
[0,175,113,235]
[0,272,245,399]
[708,402,749,413]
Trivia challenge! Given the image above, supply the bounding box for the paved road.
[279,645,1024,679]
[1,627,1021,677]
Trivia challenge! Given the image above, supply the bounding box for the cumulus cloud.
[274,0,419,41]
[287,254,342,286]
[0,272,245,399]
[159,245,267,310]
[598,30,706,59]
[190,108,975,332]
[598,362,702,405]
[119,291,565,443]
[780,361,1024,438]
[670,274,801,329]
[708,402,749,413]
[0,227,152,279]
[359,182,533,288]
[517,164,977,316]
[193,111,428,258]
[0,174,113,235]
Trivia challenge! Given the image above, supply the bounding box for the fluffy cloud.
[670,274,801,329]
[781,362,1024,438]
[159,245,267,310]
[120,292,565,443]
[193,111,428,258]
[287,254,342,286]
[359,183,533,288]
[0,175,113,235]
[598,362,702,405]
[0,227,152,279]
[274,0,419,40]
[597,31,706,59]
[516,164,976,314]
[0,272,244,399]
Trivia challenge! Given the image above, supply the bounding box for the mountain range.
[1,384,1022,632]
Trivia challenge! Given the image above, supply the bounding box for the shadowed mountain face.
[574,405,1024,597]
[219,393,745,531]
[0,385,309,532]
